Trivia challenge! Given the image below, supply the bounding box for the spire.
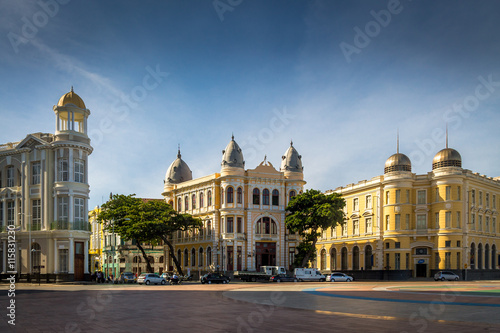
[177,144,181,158]
[231,133,234,141]
[71,86,74,93]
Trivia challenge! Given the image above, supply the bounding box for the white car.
[434,271,459,281]
[326,272,353,282]
[137,273,167,285]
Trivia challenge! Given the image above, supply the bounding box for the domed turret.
[165,148,192,184]
[432,148,462,170]
[221,135,245,169]
[281,140,303,173]
[384,153,411,173]
[57,86,86,109]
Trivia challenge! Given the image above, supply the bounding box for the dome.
[280,141,303,173]
[165,149,192,184]
[57,87,86,109]
[221,135,245,168]
[384,153,411,174]
[432,148,462,170]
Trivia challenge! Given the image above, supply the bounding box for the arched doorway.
[330,248,337,271]
[365,245,373,270]
[485,244,490,269]
[470,243,475,269]
[320,249,326,271]
[478,243,483,269]
[492,245,497,270]
[352,246,360,270]
[341,247,348,270]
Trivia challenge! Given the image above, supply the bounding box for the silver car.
[326,272,353,282]
[137,273,167,285]
[434,271,459,281]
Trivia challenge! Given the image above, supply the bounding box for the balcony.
[50,220,90,231]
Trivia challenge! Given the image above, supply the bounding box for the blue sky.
[1,0,499,209]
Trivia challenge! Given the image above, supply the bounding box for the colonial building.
[161,137,306,275]
[317,139,500,279]
[0,88,92,281]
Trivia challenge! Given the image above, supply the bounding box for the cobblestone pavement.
[1,281,500,332]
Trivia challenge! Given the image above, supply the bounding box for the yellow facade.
[88,207,104,272]
[317,146,500,278]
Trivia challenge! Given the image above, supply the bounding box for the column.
[84,240,89,274]
[14,198,19,227]
[69,237,74,274]
[56,113,60,132]
[69,194,74,228]
[2,241,6,273]
[53,239,58,273]
[2,201,6,228]
[68,149,73,182]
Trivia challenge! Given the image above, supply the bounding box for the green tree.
[285,189,345,268]
[98,194,201,275]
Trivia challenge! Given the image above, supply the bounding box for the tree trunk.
[161,236,184,276]
[301,238,318,268]
[136,242,154,273]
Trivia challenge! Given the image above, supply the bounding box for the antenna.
[397,129,399,154]
[446,124,448,148]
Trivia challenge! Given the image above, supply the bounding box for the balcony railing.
[50,220,91,231]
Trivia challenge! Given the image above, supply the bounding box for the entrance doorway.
[74,242,85,281]
[255,242,276,271]
[416,264,427,277]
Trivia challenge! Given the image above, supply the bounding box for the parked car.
[200,273,230,284]
[137,273,167,285]
[269,274,297,283]
[294,268,326,282]
[119,272,137,284]
[434,271,460,281]
[326,272,353,282]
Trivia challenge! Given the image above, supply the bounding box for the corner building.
[0,89,92,281]
[317,144,500,279]
[162,138,305,274]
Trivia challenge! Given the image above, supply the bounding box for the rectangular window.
[486,193,490,208]
[7,201,15,226]
[58,159,69,181]
[289,247,295,268]
[486,216,490,233]
[353,198,359,211]
[74,198,85,224]
[445,252,451,269]
[445,240,451,247]
[445,211,451,228]
[32,199,41,230]
[226,217,234,233]
[366,195,372,209]
[417,190,426,204]
[493,217,497,234]
[386,242,390,249]
[457,186,461,200]
[59,249,69,273]
[395,253,401,270]
[493,195,497,209]
[353,219,359,235]
[7,166,14,187]
[385,215,390,230]
[32,162,41,185]
[342,223,347,236]
[405,214,410,230]
[457,240,461,247]
[331,226,336,238]
[417,214,426,230]
[478,215,483,231]
[446,186,451,201]
[395,242,400,249]
[395,214,401,230]
[456,211,461,228]
[74,159,85,183]
[237,217,243,233]
[395,190,401,204]
[365,218,372,234]
[471,214,475,230]
[386,191,390,205]
[435,212,440,228]
[58,197,69,222]
[479,191,483,206]
[471,190,476,204]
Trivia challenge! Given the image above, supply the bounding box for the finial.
[397,129,399,154]
[446,124,448,148]
[264,155,267,163]
[290,139,293,147]
[231,133,234,140]
[71,86,74,93]
[177,144,181,158]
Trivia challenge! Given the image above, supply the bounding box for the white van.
[294,268,326,282]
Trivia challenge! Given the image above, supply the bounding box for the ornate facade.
[316,140,500,278]
[0,88,92,281]
[161,137,306,274]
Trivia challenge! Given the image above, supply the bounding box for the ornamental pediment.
[350,213,360,219]
[15,134,49,150]
[362,210,373,217]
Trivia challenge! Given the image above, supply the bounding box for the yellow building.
[317,142,500,279]
[161,137,305,275]
[88,207,104,272]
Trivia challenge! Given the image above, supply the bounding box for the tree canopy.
[97,194,202,275]
[285,189,345,268]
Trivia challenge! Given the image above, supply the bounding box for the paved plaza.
[1,280,500,332]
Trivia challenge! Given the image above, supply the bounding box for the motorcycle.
[169,278,182,285]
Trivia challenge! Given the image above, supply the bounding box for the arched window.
[199,247,204,267]
[159,256,164,264]
[330,248,337,271]
[263,189,270,205]
[253,188,260,205]
[255,217,277,235]
[184,249,189,267]
[237,187,243,204]
[485,244,490,269]
[289,190,296,201]
[365,245,373,270]
[177,198,182,212]
[227,187,234,204]
[478,243,483,269]
[192,194,196,209]
[272,189,279,206]
[320,249,327,271]
[470,243,476,269]
[341,247,348,270]
[207,220,212,235]
[207,190,212,206]
[199,191,204,208]
[352,246,359,270]
[184,196,189,211]
[191,248,196,267]
[207,247,212,266]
